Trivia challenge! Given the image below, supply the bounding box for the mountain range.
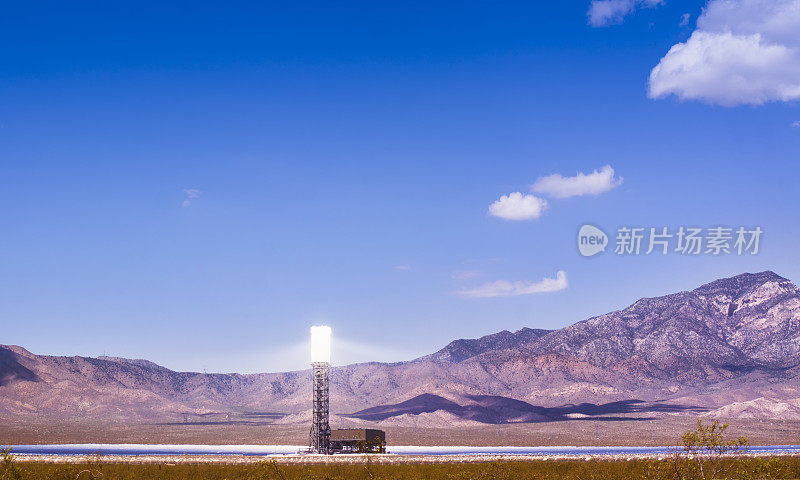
[2,271,799,426]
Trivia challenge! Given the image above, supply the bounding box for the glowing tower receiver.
[310,325,331,363]
[309,326,332,454]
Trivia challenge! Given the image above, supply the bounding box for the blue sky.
[1,0,799,373]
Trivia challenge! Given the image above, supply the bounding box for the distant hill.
[345,393,703,424]
[2,271,800,425]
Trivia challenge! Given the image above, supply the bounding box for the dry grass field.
[4,457,800,480]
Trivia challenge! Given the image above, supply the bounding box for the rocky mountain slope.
[1,271,799,424]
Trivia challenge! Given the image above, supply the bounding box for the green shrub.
[0,448,21,480]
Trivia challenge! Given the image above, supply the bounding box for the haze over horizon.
[1,1,799,374]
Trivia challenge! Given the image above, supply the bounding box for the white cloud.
[488,192,548,220]
[792,120,800,128]
[680,13,691,26]
[395,265,412,271]
[456,271,568,298]
[588,0,663,27]
[649,0,800,106]
[531,165,623,199]
[182,188,201,208]
[452,270,482,280]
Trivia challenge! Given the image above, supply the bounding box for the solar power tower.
[309,326,332,454]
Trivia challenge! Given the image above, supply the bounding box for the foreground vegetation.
[2,420,799,479]
[3,457,800,480]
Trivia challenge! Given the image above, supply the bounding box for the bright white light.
[310,325,331,363]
